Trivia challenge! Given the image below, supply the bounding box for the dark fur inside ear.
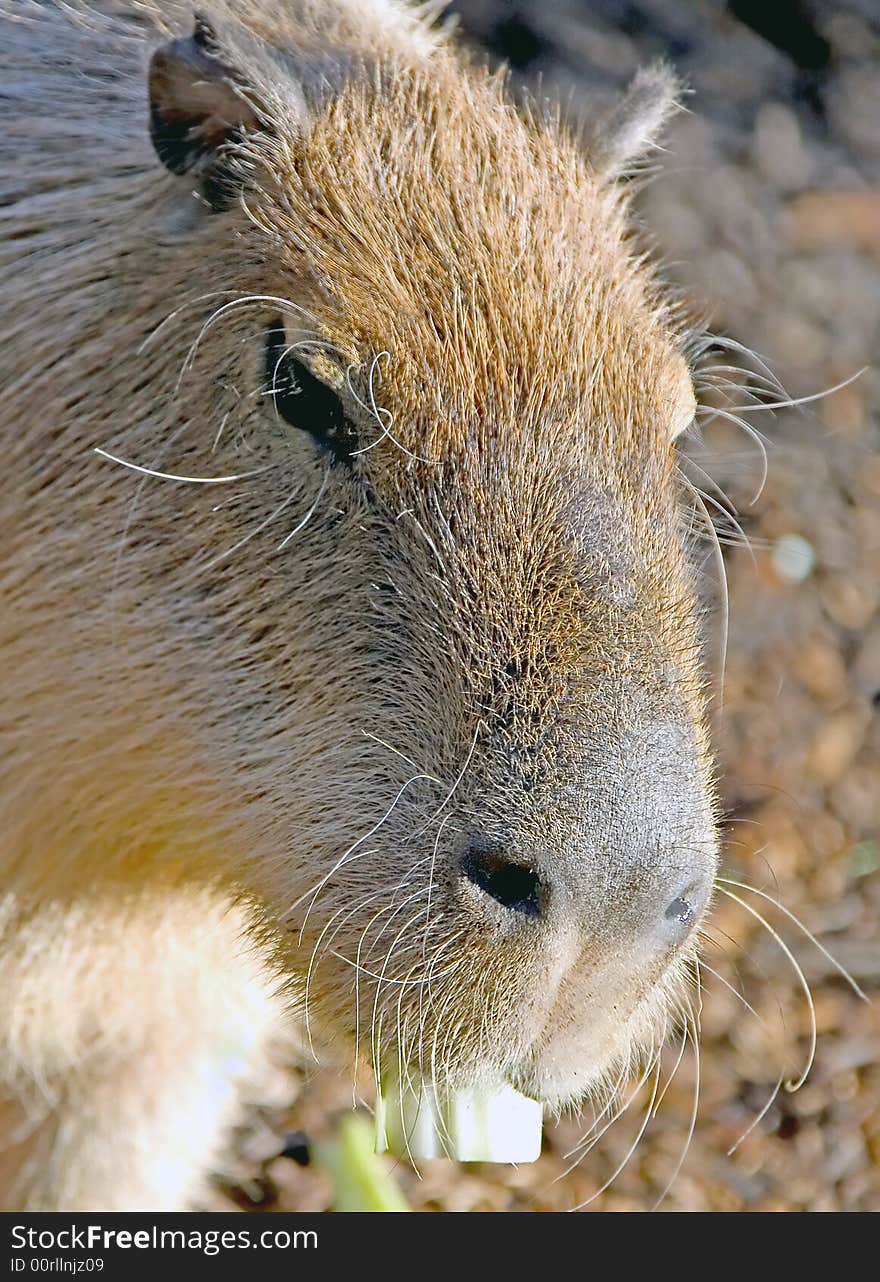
[148,12,262,206]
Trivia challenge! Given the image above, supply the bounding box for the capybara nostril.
[663,878,711,932]
[664,895,696,927]
[461,846,544,918]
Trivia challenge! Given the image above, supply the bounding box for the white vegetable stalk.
[376,1079,543,1163]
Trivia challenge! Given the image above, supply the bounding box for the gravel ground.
[231,0,880,1212]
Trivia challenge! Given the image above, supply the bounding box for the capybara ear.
[148,13,266,207]
[668,354,697,440]
[588,63,682,179]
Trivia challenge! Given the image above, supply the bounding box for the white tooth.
[376,1080,543,1164]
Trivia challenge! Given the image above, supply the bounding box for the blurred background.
[226,0,880,1211]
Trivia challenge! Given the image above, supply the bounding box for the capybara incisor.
[0,0,717,1209]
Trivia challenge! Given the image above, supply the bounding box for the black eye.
[264,322,357,463]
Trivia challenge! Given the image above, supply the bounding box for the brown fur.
[0,0,716,1208]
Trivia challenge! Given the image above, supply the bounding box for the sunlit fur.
[0,0,717,1208]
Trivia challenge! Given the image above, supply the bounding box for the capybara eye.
[264,322,358,463]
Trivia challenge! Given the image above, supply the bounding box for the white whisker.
[650,1014,700,1211]
[727,1071,786,1157]
[718,877,867,1000]
[716,884,817,1091]
[93,447,272,485]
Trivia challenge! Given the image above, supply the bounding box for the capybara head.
[97,3,718,1110]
